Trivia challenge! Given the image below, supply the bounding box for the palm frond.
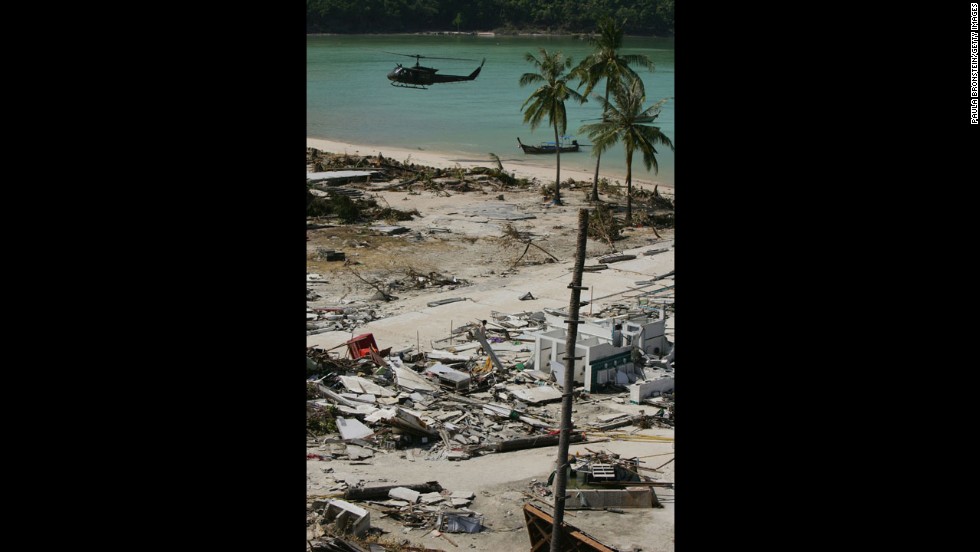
[620,54,655,71]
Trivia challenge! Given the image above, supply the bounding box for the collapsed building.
[531,306,674,397]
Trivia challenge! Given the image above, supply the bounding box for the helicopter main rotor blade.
[422,56,479,61]
[382,51,478,62]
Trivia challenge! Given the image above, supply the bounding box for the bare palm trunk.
[625,152,633,224]
[553,124,562,205]
[590,82,611,202]
[590,150,602,201]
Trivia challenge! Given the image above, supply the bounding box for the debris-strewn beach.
[306,137,675,551]
[307,138,675,194]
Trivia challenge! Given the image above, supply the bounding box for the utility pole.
[550,208,589,552]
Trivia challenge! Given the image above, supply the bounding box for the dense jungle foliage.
[307,0,675,36]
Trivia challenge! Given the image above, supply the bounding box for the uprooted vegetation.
[307,406,338,436]
[589,203,624,244]
[307,148,537,209]
[325,264,473,304]
[307,190,421,223]
[585,179,675,231]
[632,185,676,230]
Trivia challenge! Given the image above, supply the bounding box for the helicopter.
[385,52,486,90]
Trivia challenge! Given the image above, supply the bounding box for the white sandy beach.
[308,137,674,195]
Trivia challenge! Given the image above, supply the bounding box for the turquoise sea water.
[307,34,674,186]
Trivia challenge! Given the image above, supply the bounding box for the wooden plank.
[522,503,617,552]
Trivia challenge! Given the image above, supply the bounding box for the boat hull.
[517,137,580,154]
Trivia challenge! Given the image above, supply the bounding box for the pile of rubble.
[307,306,675,460]
[307,305,383,335]
[308,483,481,531]
[306,302,675,549]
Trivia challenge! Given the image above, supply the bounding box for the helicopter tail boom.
[467,58,486,80]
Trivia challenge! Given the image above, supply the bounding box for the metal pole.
[550,208,589,552]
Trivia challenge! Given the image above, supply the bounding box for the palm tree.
[573,17,654,202]
[580,79,674,229]
[520,48,586,206]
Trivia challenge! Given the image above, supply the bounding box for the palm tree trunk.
[553,124,562,205]
[590,82,611,202]
[625,152,632,224]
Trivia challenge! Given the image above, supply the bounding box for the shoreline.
[308,137,675,194]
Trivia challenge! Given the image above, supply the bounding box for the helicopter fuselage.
[387,59,485,88]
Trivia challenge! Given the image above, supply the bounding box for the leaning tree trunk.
[625,153,633,224]
[590,81,612,202]
[553,124,562,205]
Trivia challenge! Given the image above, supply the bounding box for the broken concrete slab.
[388,487,421,503]
[504,384,563,404]
[426,349,472,362]
[391,364,439,393]
[522,369,552,381]
[436,410,464,422]
[372,407,438,437]
[450,490,475,500]
[489,342,530,352]
[335,404,379,418]
[318,385,362,408]
[482,403,551,429]
[322,500,371,537]
[335,417,374,441]
[339,376,397,398]
[344,445,374,460]
[419,492,445,505]
[353,394,377,404]
[424,363,472,390]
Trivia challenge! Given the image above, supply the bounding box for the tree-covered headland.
[307,0,675,36]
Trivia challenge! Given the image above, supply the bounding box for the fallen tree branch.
[345,264,394,301]
[511,239,560,268]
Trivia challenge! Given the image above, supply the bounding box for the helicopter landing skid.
[390,82,428,90]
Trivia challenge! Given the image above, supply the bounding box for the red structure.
[345,333,379,360]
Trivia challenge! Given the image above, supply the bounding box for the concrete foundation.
[566,487,658,510]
